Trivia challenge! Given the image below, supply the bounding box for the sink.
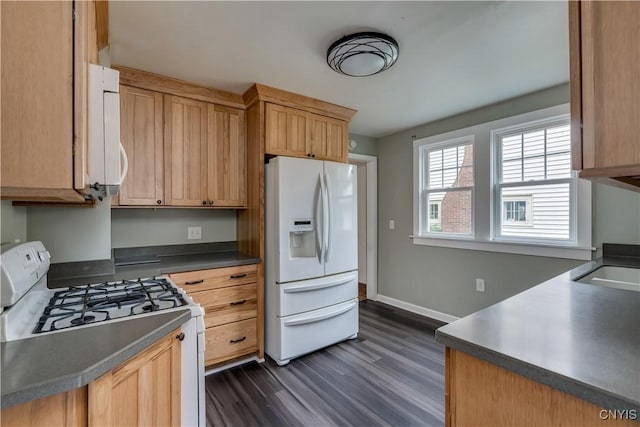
[577,266,640,292]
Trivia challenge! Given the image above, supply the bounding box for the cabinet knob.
[307,153,311,157]
[202,200,207,206]
[208,200,214,206]
[311,154,316,158]
[176,332,185,341]
[156,200,162,205]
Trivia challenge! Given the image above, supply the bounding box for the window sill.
[410,236,593,260]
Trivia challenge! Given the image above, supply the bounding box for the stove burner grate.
[32,277,187,334]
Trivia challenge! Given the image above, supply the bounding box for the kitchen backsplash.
[111,208,236,248]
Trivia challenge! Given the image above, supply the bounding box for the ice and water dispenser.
[288,219,316,259]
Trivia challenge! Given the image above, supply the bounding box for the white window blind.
[493,117,576,243]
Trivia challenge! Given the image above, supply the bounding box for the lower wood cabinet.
[1,388,87,427]
[0,329,182,427]
[169,264,259,367]
[88,329,182,427]
[446,348,636,427]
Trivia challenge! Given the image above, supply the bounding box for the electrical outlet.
[476,278,485,292]
[188,226,202,240]
[389,220,395,230]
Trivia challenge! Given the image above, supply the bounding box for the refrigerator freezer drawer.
[270,298,358,365]
[277,271,357,317]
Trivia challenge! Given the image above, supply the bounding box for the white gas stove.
[0,241,205,427]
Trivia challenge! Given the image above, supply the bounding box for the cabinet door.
[88,330,181,427]
[307,113,348,163]
[164,95,208,206]
[265,103,307,157]
[1,1,79,201]
[574,2,640,171]
[208,104,247,207]
[118,86,164,206]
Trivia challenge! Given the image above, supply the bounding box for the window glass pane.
[426,190,472,235]
[523,130,545,158]
[500,183,570,240]
[442,167,458,188]
[501,135,522,160]
[523,156,545,181]
[429,169,443,189]
[546,125,570,154]
[502,159,522,183]
[546,151,571,179]
[442,147,458,169]
[429,150,442,171]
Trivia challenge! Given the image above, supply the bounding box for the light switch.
[389,220,395,230]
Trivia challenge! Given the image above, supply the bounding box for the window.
[413,104,591,260]
[416,136,474,237]
[493,118,575,243]
[502,196,532,226]
[429,202,441,231]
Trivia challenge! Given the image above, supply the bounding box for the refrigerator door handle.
[315,173,324,263]
[283,277,353,293]
[283,301,357,327]
[323,172,331,263]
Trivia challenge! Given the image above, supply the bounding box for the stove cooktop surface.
[34,277,188,334]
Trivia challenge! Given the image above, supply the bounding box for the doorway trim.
[348,153,377,300]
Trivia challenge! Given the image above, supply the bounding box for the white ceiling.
[109,1,569,138]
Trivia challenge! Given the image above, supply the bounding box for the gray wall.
[0,201,27,245]
[348,133,377,157]
[377,83,640,317]
[111,208,236,248]
[27,201,112,263]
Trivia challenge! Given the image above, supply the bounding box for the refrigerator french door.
[266,156,358,366]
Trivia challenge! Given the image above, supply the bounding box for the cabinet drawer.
[169,264,257,292]
[204,318,257,366]
[190,283,257,328]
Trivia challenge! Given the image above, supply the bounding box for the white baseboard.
[375,294,460,324]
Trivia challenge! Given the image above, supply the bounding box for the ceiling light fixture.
[327,31,399,77]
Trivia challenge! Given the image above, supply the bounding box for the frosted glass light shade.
[327,32,399,77]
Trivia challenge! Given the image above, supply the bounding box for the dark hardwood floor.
[205,301,446,427]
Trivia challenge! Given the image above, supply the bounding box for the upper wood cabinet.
[118,85,164,206]
[1,1,97,202]
[164,95,209,207]
[570,1,640,190]
[265,103,348,162]
[113,68,249,209]
[265,104,308,157]
[307,112,348,163]
[208,105,247,207]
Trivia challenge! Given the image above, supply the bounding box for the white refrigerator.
[265,156,358,366]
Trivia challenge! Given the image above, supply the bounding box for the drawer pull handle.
[230,299,246,306]
[230,336,246,344]
[230,273,247,279]
[185,279,204,285]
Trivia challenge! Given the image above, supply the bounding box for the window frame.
[412,103,592,260]
[491,115,578,245]
[502,196,533,227]
[416,135,475,240]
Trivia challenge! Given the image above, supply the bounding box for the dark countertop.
[48,242,260,288]
[436,252,640,413]
[1,242,260,409]
[1,309,191,409]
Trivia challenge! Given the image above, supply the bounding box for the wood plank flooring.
[205,301,446,427]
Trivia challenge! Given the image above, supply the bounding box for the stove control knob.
[176,332,185,341]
